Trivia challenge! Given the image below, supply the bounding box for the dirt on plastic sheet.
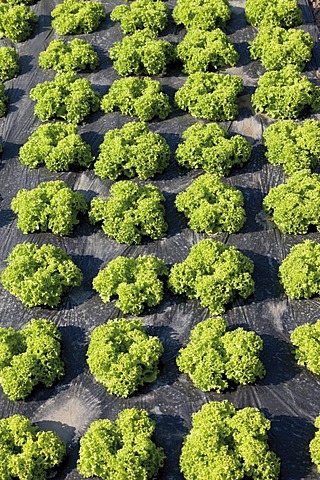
[1,0,320,479]
[311,0,320,29]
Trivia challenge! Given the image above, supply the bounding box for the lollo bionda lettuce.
[0,415,66,479]
[11,180,87,236]
[169,239,255,314]
[180,400,280,480]
[1,243,83,308]
[177,316,265,392]
[87,318,163,397]
[0,319,65,400]
[94,121,170,181]
[93,255,168,315]
[78,409,165,479]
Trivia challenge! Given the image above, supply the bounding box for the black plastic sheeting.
[1,0,320,478]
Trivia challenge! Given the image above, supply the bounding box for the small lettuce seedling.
[0,83,7,118]
[310,416,320,473]
[291,319,320,376]
[4,0,37,4]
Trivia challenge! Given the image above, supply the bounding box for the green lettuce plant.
[101,77,171,121]
[4,0,36,4]
[39,38,100,72]
[245,0,302,28]
[291,319,320,375]
[173,0,231,30]
[109,31,175,76]
[87,318,163,397]
[19,122,93,171]
[175,123,252,175]
[169,239,255,314]
[110,0,168,36]
[263,170,320,234]
[78,409,165,479]
[0,319,64,400]
[0,47,19,82]
[94,121,170,180]
[263,119,320,175]
[279,240,320,299]
[177,317,265,392]
[249,26,313,71]
[51,0,106,34]
[175,173,246,234]
[0,4,37,42]
[1,242,83,307]
[310,416,320,473]
[176,28,239,74]
[11,180,87,235]
[251,65,320,119]
[0,415,66,479]
[93,255,168,315]
[30,72,100,124]
[0,83,7,117]
[175,72,243,120]
[89,181,167,244]
[180,400,280,480]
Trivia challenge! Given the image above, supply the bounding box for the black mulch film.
[1,0,320,478]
